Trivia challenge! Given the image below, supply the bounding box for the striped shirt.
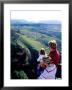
[38,64,57,79]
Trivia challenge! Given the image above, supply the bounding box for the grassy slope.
[20,29,61,52]
[16,33,50,54]
[20,29,61,43]
[11,28,61,54]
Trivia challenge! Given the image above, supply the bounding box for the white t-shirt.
[37,55,45,62]
[38,64,57,79]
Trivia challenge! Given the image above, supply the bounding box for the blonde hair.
[40,48,45,55]
[48,40,57,49]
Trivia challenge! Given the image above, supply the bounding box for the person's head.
[40,48,45,55]
[40,56,50,69]
[48,40,57,51]
[43,56,50,64]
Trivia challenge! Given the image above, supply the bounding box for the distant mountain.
[11,20,61,25]
[11,20,31,24]
[11,20,61,31]
[39,20,61,24]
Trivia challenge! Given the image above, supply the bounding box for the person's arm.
[37,56,40,62]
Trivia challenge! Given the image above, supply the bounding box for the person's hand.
[40,61,46,68]
[50,60,54,64]
[48,56,51,60]
[40,62,43,67]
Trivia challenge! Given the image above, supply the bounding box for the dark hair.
[40,48,45,55]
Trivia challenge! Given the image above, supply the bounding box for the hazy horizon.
[11,19,61,24]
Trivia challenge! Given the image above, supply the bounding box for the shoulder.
[56,50,60,57]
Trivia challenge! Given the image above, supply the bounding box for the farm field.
[11,20,61,79]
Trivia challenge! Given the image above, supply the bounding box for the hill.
[11,20,61,79]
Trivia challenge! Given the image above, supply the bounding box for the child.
[37,48,46,77]
[38,56,57,79]
[37,48,46,62]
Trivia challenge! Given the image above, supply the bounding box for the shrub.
[12,70,28,79]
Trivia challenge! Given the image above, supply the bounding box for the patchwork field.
[11,20,61,79]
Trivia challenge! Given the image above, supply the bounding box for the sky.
[11,10,62,23]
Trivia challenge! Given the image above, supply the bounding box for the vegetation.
[11,20,61,79]
[12,70,28,79]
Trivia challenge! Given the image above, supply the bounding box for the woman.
[48,40,60,66]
